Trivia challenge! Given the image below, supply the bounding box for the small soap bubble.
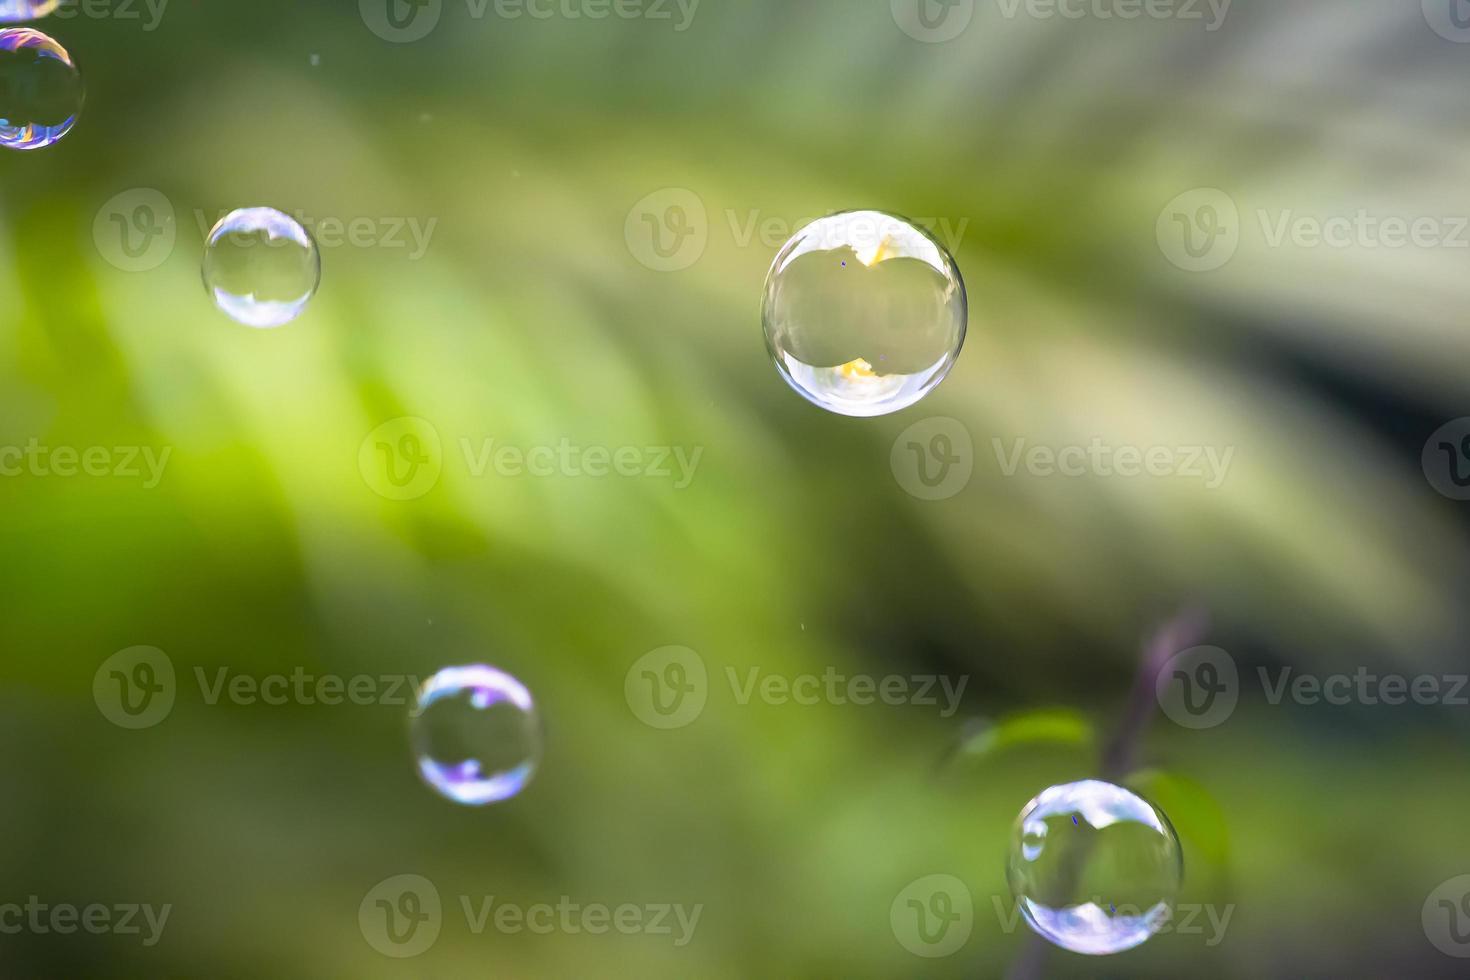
[0,1,59,24]
[410,665,541,806]
[0,27,82,150]
[761,210,966,417]
[201,207,320,328]
[1007,780,1183,956]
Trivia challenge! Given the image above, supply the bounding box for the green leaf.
[960,708,1097,759]
[1128,769,1232,872]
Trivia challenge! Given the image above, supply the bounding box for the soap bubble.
[1007,780,1183,956]
[761,210,966,417]
[410,665,541,806]
[0,27,82,150]
[201,208,320,328]
[0,1,59,23]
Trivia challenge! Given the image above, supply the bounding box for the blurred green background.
[3,0,1470,976]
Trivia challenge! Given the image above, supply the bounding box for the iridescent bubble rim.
[0,1,61,25]
[776,350,953,418]
[412,665,538,806]
[1019,779,1171,834]
[1011,780,1183,955]
[760,209,968,417]
[1020,899,1173,956]
[206,206,317,253]
[763,209,969,353]
[412,664,536,718]
[0,27,79,150]
[203,208,321,329]
[417,756,536,806]
[767,210,965,286]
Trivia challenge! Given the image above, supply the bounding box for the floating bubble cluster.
[0,1,59,24]
[0,27,82,150]
[761,210,966,417]
[201,208,321,328]
[410,665,542,806]
[1007,780,1183,956]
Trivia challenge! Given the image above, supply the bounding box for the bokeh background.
[3,0,1470,976]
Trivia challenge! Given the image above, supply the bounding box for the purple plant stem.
[1101,607,1210,782]
[1003,607,1210,980]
